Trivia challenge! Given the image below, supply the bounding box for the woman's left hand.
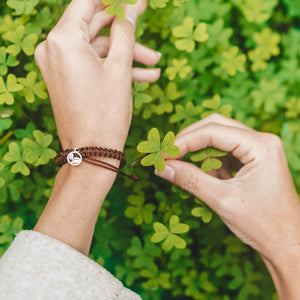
[34,0,160,151]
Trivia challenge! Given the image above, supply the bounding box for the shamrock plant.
[3,141,30,176]
[2,25,38,56]
[7,0,38,15]
[17,71,48,103]
[137,128,180,172]
[165,58,192,80]
[190,147,227,172]
[0,215,23,244]
[172,17,209,52]
[201,94,232,118]
[22,130,56,166]
[103,0,137,19]
[125,191,156,225]
[0,47,19,76]
[191,198,213,223]
[0,74,23,105]
[127,236,162,269]
[151,215,190,251]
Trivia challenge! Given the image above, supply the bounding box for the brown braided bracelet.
[55,143,138,181]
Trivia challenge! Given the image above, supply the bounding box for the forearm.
[260,235,300,299]
[33,160,118,255]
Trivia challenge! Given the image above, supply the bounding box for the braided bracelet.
[55,144,138,181]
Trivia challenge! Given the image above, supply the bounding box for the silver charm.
[67,147,82,166]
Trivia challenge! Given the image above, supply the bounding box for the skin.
[32,0,300,299]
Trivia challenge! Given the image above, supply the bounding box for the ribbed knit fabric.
[0,230,142,300]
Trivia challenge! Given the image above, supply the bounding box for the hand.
[156,114,300,264]
[34,0,160,151]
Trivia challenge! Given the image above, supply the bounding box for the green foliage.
[0,0,298,298]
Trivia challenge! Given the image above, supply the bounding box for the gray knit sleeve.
[0,230,141,300]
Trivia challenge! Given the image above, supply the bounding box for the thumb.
[107,4,138,69]
[155,160,228,211]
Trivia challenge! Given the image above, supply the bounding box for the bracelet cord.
[55,143,138,181]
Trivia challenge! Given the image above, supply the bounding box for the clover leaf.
[103,0,137,20]
[137,128,180,172]
[0,167,23,203]
[221,46,247,76]
[182,270,216,298]
[191,198,213,223]
[170,101,203,130]
[239,0,270,23]
[149,0,169,8]
[0,47,19,76]
[22,130,56,166]
[3,25,38,56]
[206,19,232,48]
[251,79,286,114]
[125,191,156,225]
[201,94,232,118]
[127,236,161,268]
[3,141,30,176]
[190,147,227,172]
[133,82,152,109]
[18,71,48,103]
[284,96,300,118]
[7,0,39,15]
[0,74,23,105]
[166,58,192,80]
[150,82,181,115]
[0,215,23,244]
[229,261,262,299]
[151,215,190,251]
[173,17,209,52]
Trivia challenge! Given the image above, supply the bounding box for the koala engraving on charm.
[67,147,82,166]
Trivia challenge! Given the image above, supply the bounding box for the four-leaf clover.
[137,128,180,172]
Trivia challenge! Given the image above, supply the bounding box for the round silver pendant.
[67,147,82,166]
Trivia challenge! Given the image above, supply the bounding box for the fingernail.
[125,6,138,26]
[157,52,162,60]
[154,165,175,182]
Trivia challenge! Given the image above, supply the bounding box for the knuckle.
[204,113,224,122]
[46,28,66,49]
[259,133,284,157]
[34,41,46,65]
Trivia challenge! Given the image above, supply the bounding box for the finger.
[107,4,138,70]
[176,113,255,139]
[57,0,103,29]
[155,160,228,211]
[132,68,161,82]
[91,36,161,65]
[89,11,115,41]
[174,123,258,165]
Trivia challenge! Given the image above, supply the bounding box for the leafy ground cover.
[1,0,300,299]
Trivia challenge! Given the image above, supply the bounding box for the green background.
[1,0,300,299]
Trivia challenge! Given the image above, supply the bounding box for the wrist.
[259,223,300,299]
[34,160,118,255]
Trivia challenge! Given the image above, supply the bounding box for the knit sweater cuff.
[0,230,141,300]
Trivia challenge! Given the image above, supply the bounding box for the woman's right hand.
[155,114,300,299]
